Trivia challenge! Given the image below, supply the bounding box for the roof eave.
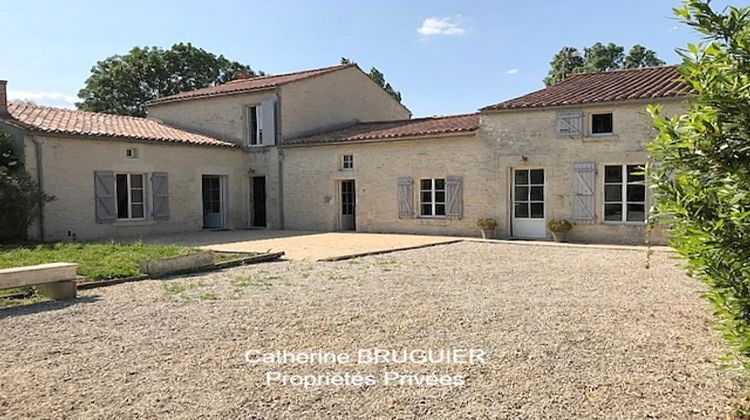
[17,128,239,149]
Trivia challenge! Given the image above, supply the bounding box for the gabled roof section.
[147,64,356,105]
[481,65,693,111]
[286,114,479,146]
[2,103,237,148]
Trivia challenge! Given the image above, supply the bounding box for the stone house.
[0,63,691,244]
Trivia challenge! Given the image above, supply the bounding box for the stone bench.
[0,262,78,300]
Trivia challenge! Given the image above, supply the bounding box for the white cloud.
[8,90,77,108]
[417,16,466,38]
[506,69,519,75]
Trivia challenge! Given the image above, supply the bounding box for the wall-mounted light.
[520,155,528,162]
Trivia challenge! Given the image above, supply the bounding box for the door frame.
[509,166,547,239]
[336,179,356,231]
[201,175,228,229]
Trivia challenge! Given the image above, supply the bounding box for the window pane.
[627,184,645,202]
[627,204,645,222]
[530,203,544,218]
[627,165,644,183]
[421,204,432,216]
[434,179,445,190]
[116,174,128,219]
[592,113,613,134]
[605,165,622,183]
[530,186,543,201]
[435,204,446,216]
[130,174,143,188]
[514,186,529,201]
[604,185,622,202]
[530,169,544,185]
[131,189,143,203]
[420,179,431,190]
[514,203,529,218]
[514,170,528,185]
[421,191,432,203]
[131,203,144,219]
[604,203,623,221]
[435,191,445,203]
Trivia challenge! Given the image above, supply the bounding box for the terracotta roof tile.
[286,114,479,146]
[481,65,692,111]
[2,103,236,148]
[148,64,355,105]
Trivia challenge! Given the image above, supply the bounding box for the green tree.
[624,44,667,68]
[0,131,53,243]
[545,43,666,85]
[78,43,262,117]
[583,42,625,72]
[648,1,750,370]
[340,57,402,102]
[543,47,585,86]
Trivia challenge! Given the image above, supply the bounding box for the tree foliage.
[78,43,262,117]
[544,43,666,85]
[0,131,52,243]
[648,1,750,369]
[341,57,402,102]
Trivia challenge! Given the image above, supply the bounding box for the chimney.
[0,80,7,115]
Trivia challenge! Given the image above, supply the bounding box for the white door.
[512,168,546,239]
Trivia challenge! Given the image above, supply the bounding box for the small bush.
[476,218,498,230]
[547,219,572,233]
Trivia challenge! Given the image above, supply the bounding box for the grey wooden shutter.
[572,162,595,224]
[446,175,463,219]
[397,176,413,218]
[94,170,116,223]
[151,172,170,221]
[260,98,276,145]
[557,111,583,136]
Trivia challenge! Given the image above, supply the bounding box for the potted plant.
[547,219,572,242]
[477,218,498,240]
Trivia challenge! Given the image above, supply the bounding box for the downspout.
[30,135,45,241]
[275,87,285,229]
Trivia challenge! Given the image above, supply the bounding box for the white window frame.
[591,112,614,136]
[603,164,646,224]
[341,154,354,170]
[419,178,446,218]
[115,172,147,221]
[247,105,262,146]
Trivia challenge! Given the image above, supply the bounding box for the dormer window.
[591,113,613,135]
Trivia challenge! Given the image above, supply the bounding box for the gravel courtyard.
[0,242,740,419]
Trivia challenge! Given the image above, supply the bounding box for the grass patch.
[0,242,195,281]
[163,280,205,299]
[213,252,257,263]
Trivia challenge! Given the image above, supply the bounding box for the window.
[556,111,583,136]
[420,178,446,217]
[125,148,138,159]
[604,165,645,222]
[115,173,145,220]
[342,154,353,170]
[591,113,613,135]
[514,169,544,219]
[247,105,261,146]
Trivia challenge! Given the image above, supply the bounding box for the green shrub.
[648,1,750,368]
[0,131,52,243]
[547,219,572,233]
[476,218,498,230]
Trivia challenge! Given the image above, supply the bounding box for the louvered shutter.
[572,162,595,224]
[557,111,583,136]
[446,175,463,219]
[397,176,413,218]
[151,172,170,221]
[94,170,116,223]
[260,99,276,145]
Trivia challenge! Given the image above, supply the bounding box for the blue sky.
[0,0,744,117]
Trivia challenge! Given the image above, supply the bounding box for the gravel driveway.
[0,242,739,419]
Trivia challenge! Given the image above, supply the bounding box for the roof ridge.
[357,113,478,125]
[571,64,678,77]
[224,63,355,84]
[8,102,151,122]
